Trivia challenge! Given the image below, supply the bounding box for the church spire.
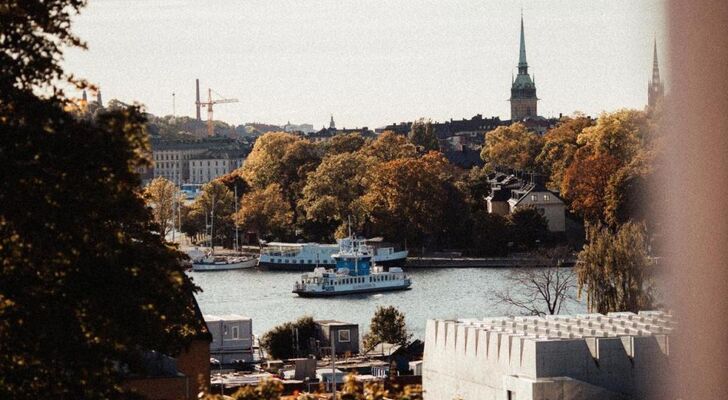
[329,114,336,130]
[519,11,528,69]
[651,38,661,85]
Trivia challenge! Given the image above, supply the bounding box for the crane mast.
[195,81,239,137]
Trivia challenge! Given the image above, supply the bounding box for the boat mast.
[210,194,215,254]
[331,335,336,398]
[234,185,239,253]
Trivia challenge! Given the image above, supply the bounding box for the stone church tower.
[648,39,664,108]
[510,14,538,121]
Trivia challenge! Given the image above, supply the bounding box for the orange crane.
[197,88,239,136]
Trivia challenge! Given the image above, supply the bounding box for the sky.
[64,0,667,129]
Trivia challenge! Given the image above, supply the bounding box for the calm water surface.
[190,268,586,340]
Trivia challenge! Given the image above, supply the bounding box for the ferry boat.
[259,238,407,271]
[292,238,412,297]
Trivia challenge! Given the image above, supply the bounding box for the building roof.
[315,319,357,327]
[189,149,246,160]
[437,311,674,343]
[205,314,251,322]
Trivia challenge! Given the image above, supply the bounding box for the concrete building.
[315,320,360,355]
[205,314,254,363]
[510,14,538,122]
[149,137,247,185]
[188,150,245,184]
[423,311,673,400]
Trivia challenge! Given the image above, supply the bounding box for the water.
[190,268,586,340]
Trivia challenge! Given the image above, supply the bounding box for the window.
[223,325,228,335]
[231,326,239,339]
[544,194,550,201]
[531,194,537,202]
[338,329,351,343]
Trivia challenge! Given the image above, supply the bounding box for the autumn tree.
[363,306,412,351]
[183,181,236,248]
[576,109,652,165]
[144,176,181,237]
[408,118,439,152]
[362,152,453,248]
[604,152,655,228]
[300,152,371,240]
[560,149,622,222]
[360,131,417,162]
[322,132,367,155]
[235,183,293,240]
[577,222,656,314]
[481,123,543,171]
[536,115,593,189]
[495,246,577,316]
[241,132,321,224]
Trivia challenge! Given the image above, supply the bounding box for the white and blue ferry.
[292,237,411,297]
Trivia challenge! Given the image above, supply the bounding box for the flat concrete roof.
[205,314,251,322]
[451,310,674,341]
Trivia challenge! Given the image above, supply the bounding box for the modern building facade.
[510,15,538,121]
[205,314,254,363]
[423,311,673,400]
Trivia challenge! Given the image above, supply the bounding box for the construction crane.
[197,88,238,136]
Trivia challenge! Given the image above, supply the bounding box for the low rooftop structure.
[423,311,673,400]
[205,314,254,363]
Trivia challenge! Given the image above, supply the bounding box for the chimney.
[195,79,201,121]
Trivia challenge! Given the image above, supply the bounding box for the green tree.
[360,131,417,163]
[507,206,550,250]
[481,123,543,171]
[235,183,293,240]
[408,118,439,152]
[260,316,317,360]
[577,222,656,314]
[144,176,181,237]
[183,181,235,248]
[300,152,371,240]
[363,306,412,351]
[0,97,200,399]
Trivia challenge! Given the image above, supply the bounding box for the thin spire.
[652,38,661,84]
[518,12,527,68]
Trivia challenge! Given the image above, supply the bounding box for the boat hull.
[192,258,257,271]
[293,284,411,297]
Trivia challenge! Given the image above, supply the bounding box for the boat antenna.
[348,216,352,239]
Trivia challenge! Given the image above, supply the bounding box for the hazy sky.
[64,0,666,128]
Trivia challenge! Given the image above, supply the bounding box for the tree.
[576,109,652,166]
[183,181,236,248]
[300,152,371,240]
[536,115,593,190]
[259,316,317,360]
[495,247,577,316]
[0,96,200,399]
[507,206,550,250]
[560,149,622,222]
[362,152,453,248]
[235,183,293,240]
[144,176,181,237]
[470,211,510,256]
[408,118,439,152]
[362,306,412,351]
[604,151,655,228]
[481,123,543,171]
[323,132,367,155]
[360,131,417,163]
[576,222,656,314]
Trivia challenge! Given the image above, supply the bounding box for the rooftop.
[450,311,674,341]
[205,314,251,322]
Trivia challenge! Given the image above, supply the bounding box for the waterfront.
[190,267,587,340]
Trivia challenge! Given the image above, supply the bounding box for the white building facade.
[205,314,254,363]
[423,311,673,400]
[188,151,245,184]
